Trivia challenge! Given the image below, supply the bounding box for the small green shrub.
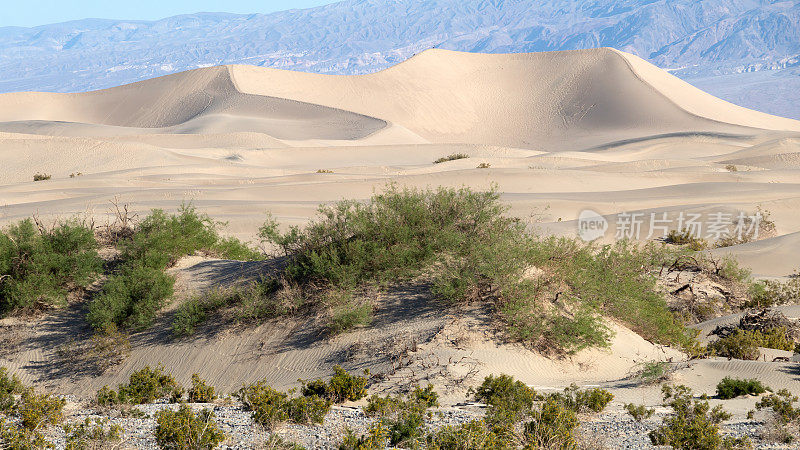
[16,389,66,431]
[236,381,332,430]
[637,361,671,384]
[756,389,800,424]
[426,419,506,450]
[476,162,491,169]
[0,418,54,449]
[709,330,760,360]
[88,205,259,331]
[97,365,180,405]
[543,384,614,413]
[339,422,388,450]
[716,377,769,400]
[523,398,579,449]
[745,276,800,308]
[1,219,102,316]
[0,367,25,413]
[433,153,469,164]
[187,374,216,403]
[625,403,655,421]
[725,164,738,172]
[649,385,741,450]
[33,173,51,182]
[316,169,334,173]
[300,366,369,403]
[154,404,226,450]
[471,374,536,411]
[63,418,122,450]
[666,229,708,251]
[411,385,439,408]
[327,291,372,334]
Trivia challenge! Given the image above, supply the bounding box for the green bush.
[361,386,439,448]
[97,365,179,405]
[300,365,369,403]
[0,219,102,315]
[0,367,25,413]
[625,403,655,421]
[637,361,671,384]
[433,153,469,164]
[326,289,372,334]
[523,398,579,449]
[88,205,259,331]
[260,186,693,354]
[0,418,54,449]
[426,419,506,450]
[709,330,760,360]
[649,385,742,450]
[543,384,614,413]
[716,377,769,400]
[756,389,800,424]
[666,229,708,251]
[154,404,226,450]
[236,381,332,430]
[339,422,388,450]
[187,374,216,403]
[63,418,122,450]
[16,389,66,431]
[33,173,51,182]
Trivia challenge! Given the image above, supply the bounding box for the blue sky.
[2,0,340,27]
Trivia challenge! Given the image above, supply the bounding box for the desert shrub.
[339,422,388,450]
[433,153,469,164]
[426,419,506,450]
[365,385,438,418]
[746,276,800,308]
[545,384,614,413]
[710,327,795,360]
[236,381,332,430]
[0,219,102,315]
[88,265,175,331]
[362,386,438,448]
[88,205,259,331]
[16,389,66,431]
[63,418,122,450]
[261,186,692,353]
[523,398,579,449]
[0,367,25,413]
[97,365,179,405]
[725,164,738,172]
[637,361,671,384]
[154,404,226,450]
[260,435,306,449]
[476,162,491,169]
[708,330,760,360]
[33,173,51,181]
[716,377,769,400]
[0,418,54,449]
[326,289,372,334]
[625,403,655,421]
[471,374,536,415]
[756,389,800,424]
[316,169,334,173]
[666,229,708,251]
[187,374,216,403]
[411,385,439,408]
[649,385,742,450]
[300,366,369,403]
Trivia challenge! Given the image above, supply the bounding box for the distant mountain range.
[1,0,798,118]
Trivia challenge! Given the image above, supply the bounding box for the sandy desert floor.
[1,49,800,446]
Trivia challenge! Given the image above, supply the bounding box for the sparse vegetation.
[433,153,469,164]
[33,173,51,181]
[649,385,747,450]
[665,229,708,251]
[625,403,655,421]
[725,164,738,172]
[636,361,671,384]
[96,365,180,405]
[0,218,102,316]
[16,389,66,431]
[300,365,369,403]
[259,186,695,354]
[235,382,331,430]
[88,205,260,331]
[476,162,491,169]
[187,374,216,403]
[709,327,796,360]
[755,389,800,442]
[154,404,226,450]
[715,207,777,248]
[716,377,769,400]
[63,418,122,450]
[0,367,25,413]
[316,169,334,173]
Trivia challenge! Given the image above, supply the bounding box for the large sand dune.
[1,48,800,403]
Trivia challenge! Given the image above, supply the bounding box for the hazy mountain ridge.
[1,0,798,117]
